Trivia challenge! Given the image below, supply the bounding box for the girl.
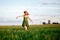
[16,10,32,31]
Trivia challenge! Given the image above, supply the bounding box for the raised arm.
[28,17,33,23]
[16,15,23,19]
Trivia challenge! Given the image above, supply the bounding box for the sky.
[0,0,60,25]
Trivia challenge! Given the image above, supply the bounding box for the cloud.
[42,2,60,5]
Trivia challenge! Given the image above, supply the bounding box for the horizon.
[0,16,60,25]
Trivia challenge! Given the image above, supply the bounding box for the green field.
[0,24,60,40]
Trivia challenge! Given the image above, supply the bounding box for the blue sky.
[0,0,60,25]
[0,0,60,17]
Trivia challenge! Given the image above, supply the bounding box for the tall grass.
[0,24,60,40]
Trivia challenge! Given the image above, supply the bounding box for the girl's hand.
[16,17,18,19]
[16,15,23,19]
[28,17,33,23]
[31,20,33,23]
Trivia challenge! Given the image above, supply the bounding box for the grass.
[0,24,60,40]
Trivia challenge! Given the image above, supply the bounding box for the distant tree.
[52,22,58,24]
[43,22,46,24]
[48,20,50,24]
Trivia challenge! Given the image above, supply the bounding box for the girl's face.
[24,11,29,15]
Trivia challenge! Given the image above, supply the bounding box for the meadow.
[0,24,60,40]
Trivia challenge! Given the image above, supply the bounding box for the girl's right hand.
[16,15,23,19]
[16,17,18,19]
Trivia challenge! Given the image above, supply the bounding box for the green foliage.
[0,25,60,40]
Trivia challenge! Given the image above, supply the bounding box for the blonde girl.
[16,10,32,31]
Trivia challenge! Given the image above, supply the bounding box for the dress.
[22,15,29,27]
